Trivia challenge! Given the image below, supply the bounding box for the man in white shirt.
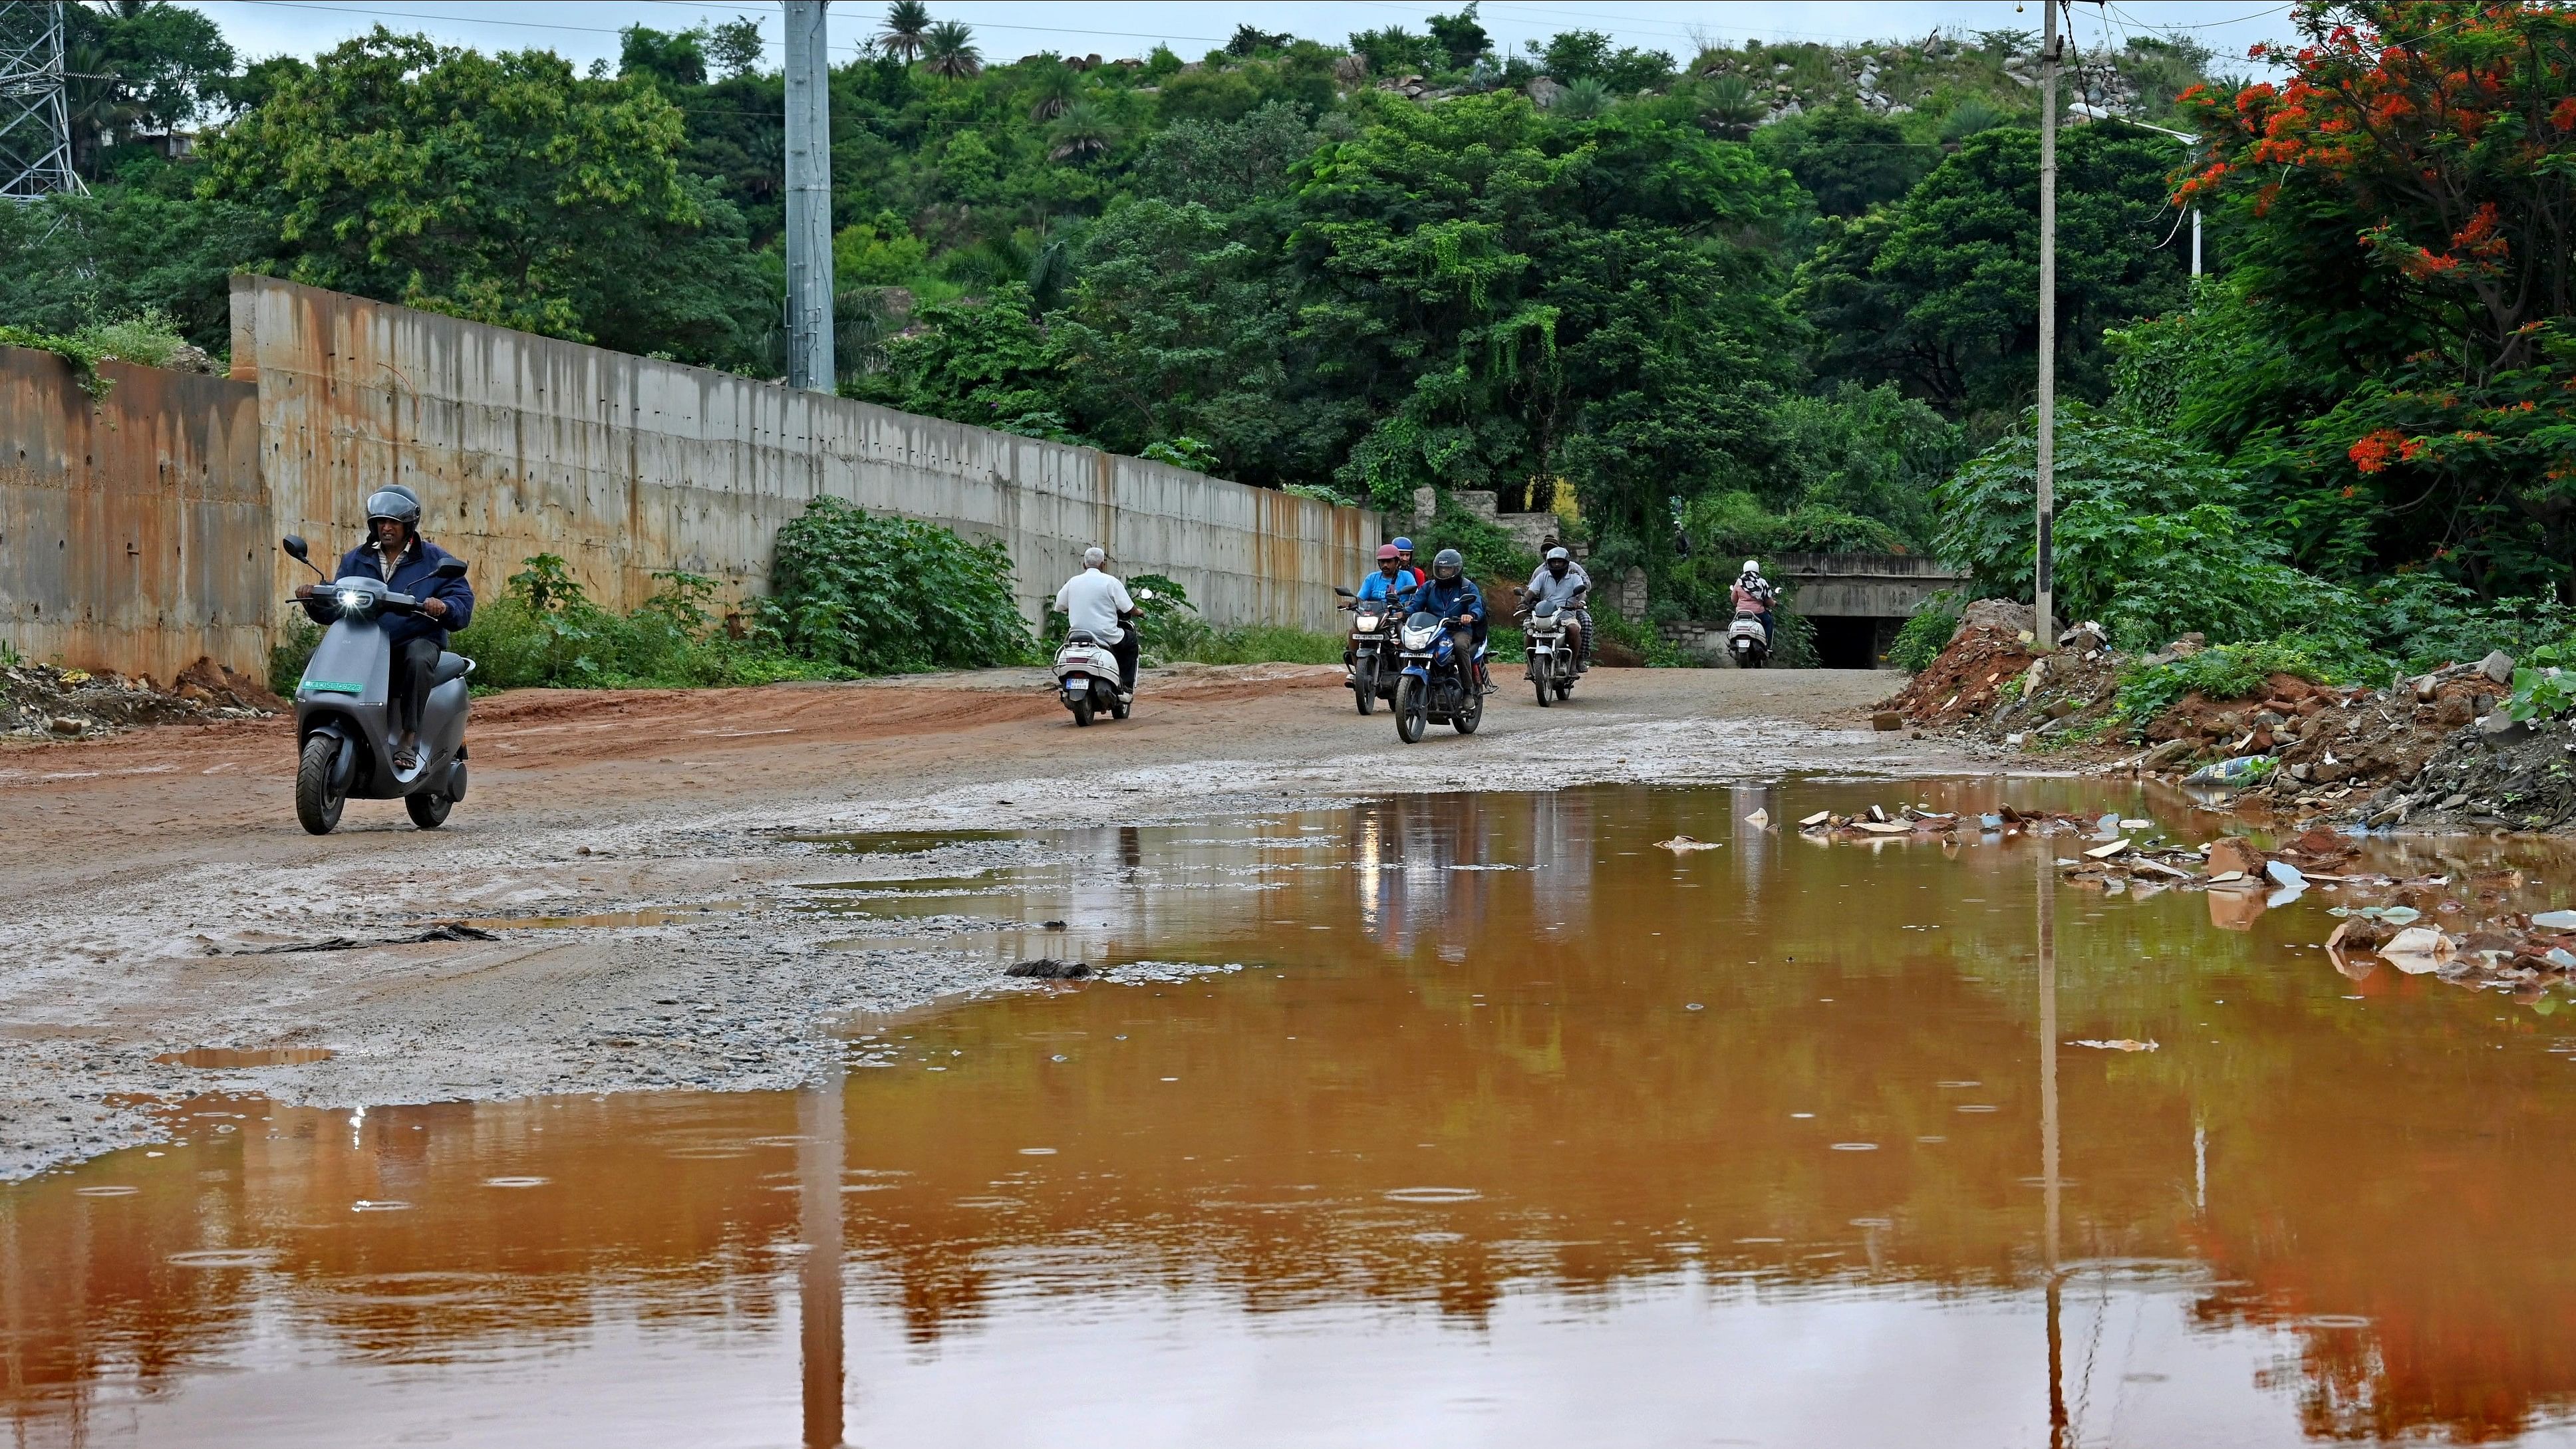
[1054,546,1139,700]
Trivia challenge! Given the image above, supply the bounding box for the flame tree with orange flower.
[2170,1,2574,598]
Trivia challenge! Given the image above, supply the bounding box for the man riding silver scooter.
[281,486,477,833]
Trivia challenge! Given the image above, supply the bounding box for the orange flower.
[2553,96,2576,132]
[2349,429,2407,473]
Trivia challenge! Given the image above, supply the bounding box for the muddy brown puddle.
[14,783,2576,1447]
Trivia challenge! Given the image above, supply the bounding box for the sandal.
[393,744,421,772]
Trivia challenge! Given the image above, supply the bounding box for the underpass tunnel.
[1807,615,1905,670]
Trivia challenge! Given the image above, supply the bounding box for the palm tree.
[877,1,931,64]
[1025,63,1079,122]
[921,20,982,80]
[1697,74,1765,140]
[1046,102,1117,163]
[1556,77,1612,120]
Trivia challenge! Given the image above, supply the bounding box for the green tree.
[1755,104,1936,217]
[63,0,235,175]
[199,29,771,365]
[1794,122,2190,422]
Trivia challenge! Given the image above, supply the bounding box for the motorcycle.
[1333,585,1403,716]
[1513,589,1582,707]
[279,535,474,835]
[1727,609,1771,669]
[1053,588,1154,726]
[1392,610,1486,743]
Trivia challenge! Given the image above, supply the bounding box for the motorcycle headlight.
[335,588,368,613]
[1355,614,1380,630]
[1401,623,1437,649]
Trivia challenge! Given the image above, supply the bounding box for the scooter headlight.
[335,587,369,614]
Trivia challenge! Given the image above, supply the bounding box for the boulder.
[2480,650,2515,684]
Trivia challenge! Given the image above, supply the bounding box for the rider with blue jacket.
[1411,548,1491,692]
[295,487,476,772]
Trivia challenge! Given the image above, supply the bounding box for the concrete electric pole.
[784,1,835,392]
[2033,0,2060,650]
[0,1,82,202]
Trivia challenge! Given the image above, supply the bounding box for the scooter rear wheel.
[1071,697,1095,727]
[405,790,452,829]
[295,733,345,836]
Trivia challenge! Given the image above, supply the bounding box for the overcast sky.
[183,1,2303,75]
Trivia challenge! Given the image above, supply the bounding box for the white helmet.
[1741,559,1761,575]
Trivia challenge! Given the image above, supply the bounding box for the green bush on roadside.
[762,497,1035,673]
[2111,636,2373,728]
[1125,574,1342,666]
[455,555,851,690]
[1884,602,1959,674]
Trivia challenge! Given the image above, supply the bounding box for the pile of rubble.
[1,658,277,741]
[1886,600,2575,835]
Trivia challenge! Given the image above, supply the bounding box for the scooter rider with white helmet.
[1524,546,1592,673]
[1731,559,1777,648]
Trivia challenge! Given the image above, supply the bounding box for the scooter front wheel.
[295,734,346,835]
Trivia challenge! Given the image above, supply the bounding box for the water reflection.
[13,783,2576,1447]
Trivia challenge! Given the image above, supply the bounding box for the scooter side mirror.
[1333,586,1356,598]
[281,535,308,560]
[432,557,469,580]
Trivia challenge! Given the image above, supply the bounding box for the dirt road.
[0,664,1995,1178]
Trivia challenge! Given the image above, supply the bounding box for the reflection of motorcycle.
[279,535,474,835]
[1727,610,1771,669]
[1393,610,1485,743]
[1513,589,1582,707]
[1334,586,1401,716]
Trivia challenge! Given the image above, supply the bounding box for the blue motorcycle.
[1392,610,1486,743]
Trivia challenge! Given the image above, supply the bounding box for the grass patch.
[2112,635,2372,727]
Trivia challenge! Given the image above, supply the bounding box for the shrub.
[764,497,1035,672]
[2112,636,2376,726]
[2357,573,2576,675]
[2504,642,2575,724]
[454,555,852,690]
[268,616,321,697]
[1122,573,1341,664]
[1885,601,1959,673]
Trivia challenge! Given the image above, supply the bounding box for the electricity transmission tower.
[0,0,81,201]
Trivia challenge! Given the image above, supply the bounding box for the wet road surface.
[12,781,2576,1446]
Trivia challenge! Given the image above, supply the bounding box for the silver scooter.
[280,535,474,833]
[1052,587,1153,727]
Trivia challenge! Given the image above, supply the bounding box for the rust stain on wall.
[0,348,269,682]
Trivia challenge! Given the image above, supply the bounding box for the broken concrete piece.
[2480,650,2515,684]
[1655,835,1725,852]
[2204,837,2265,878]
[1872,711,1904,731]
[2083,839,2131,860]
[1743,808,1771,829]
[1798,811,1832,828]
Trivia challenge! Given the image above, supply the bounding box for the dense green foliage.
[9,1,2570,681]
[763,497,1035,672]
[1123,575,1343,666]
[455,556,852,690]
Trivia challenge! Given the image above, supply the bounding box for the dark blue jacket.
[305,535,476,650]
[1413,573,1485,625]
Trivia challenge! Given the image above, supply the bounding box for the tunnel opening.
[1808,616,1902,670]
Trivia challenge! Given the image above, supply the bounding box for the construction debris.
[5,659,277,740]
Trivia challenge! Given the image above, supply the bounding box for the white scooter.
[1053,588,1153,727]
[1727,609,1771,669]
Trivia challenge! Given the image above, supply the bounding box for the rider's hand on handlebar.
[422,596,448,619]
[295,583,316,600]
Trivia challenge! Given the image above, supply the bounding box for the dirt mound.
[2344,692,2575,832]
[1884,600,2037,727]
[2,657,276,741]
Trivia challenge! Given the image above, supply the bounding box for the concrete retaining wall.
[231,278,1380,631]
[0,347,271,682]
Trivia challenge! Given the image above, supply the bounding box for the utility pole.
[783,1,835,392]
[2033,0,2059,649]
[0,1,82,201]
